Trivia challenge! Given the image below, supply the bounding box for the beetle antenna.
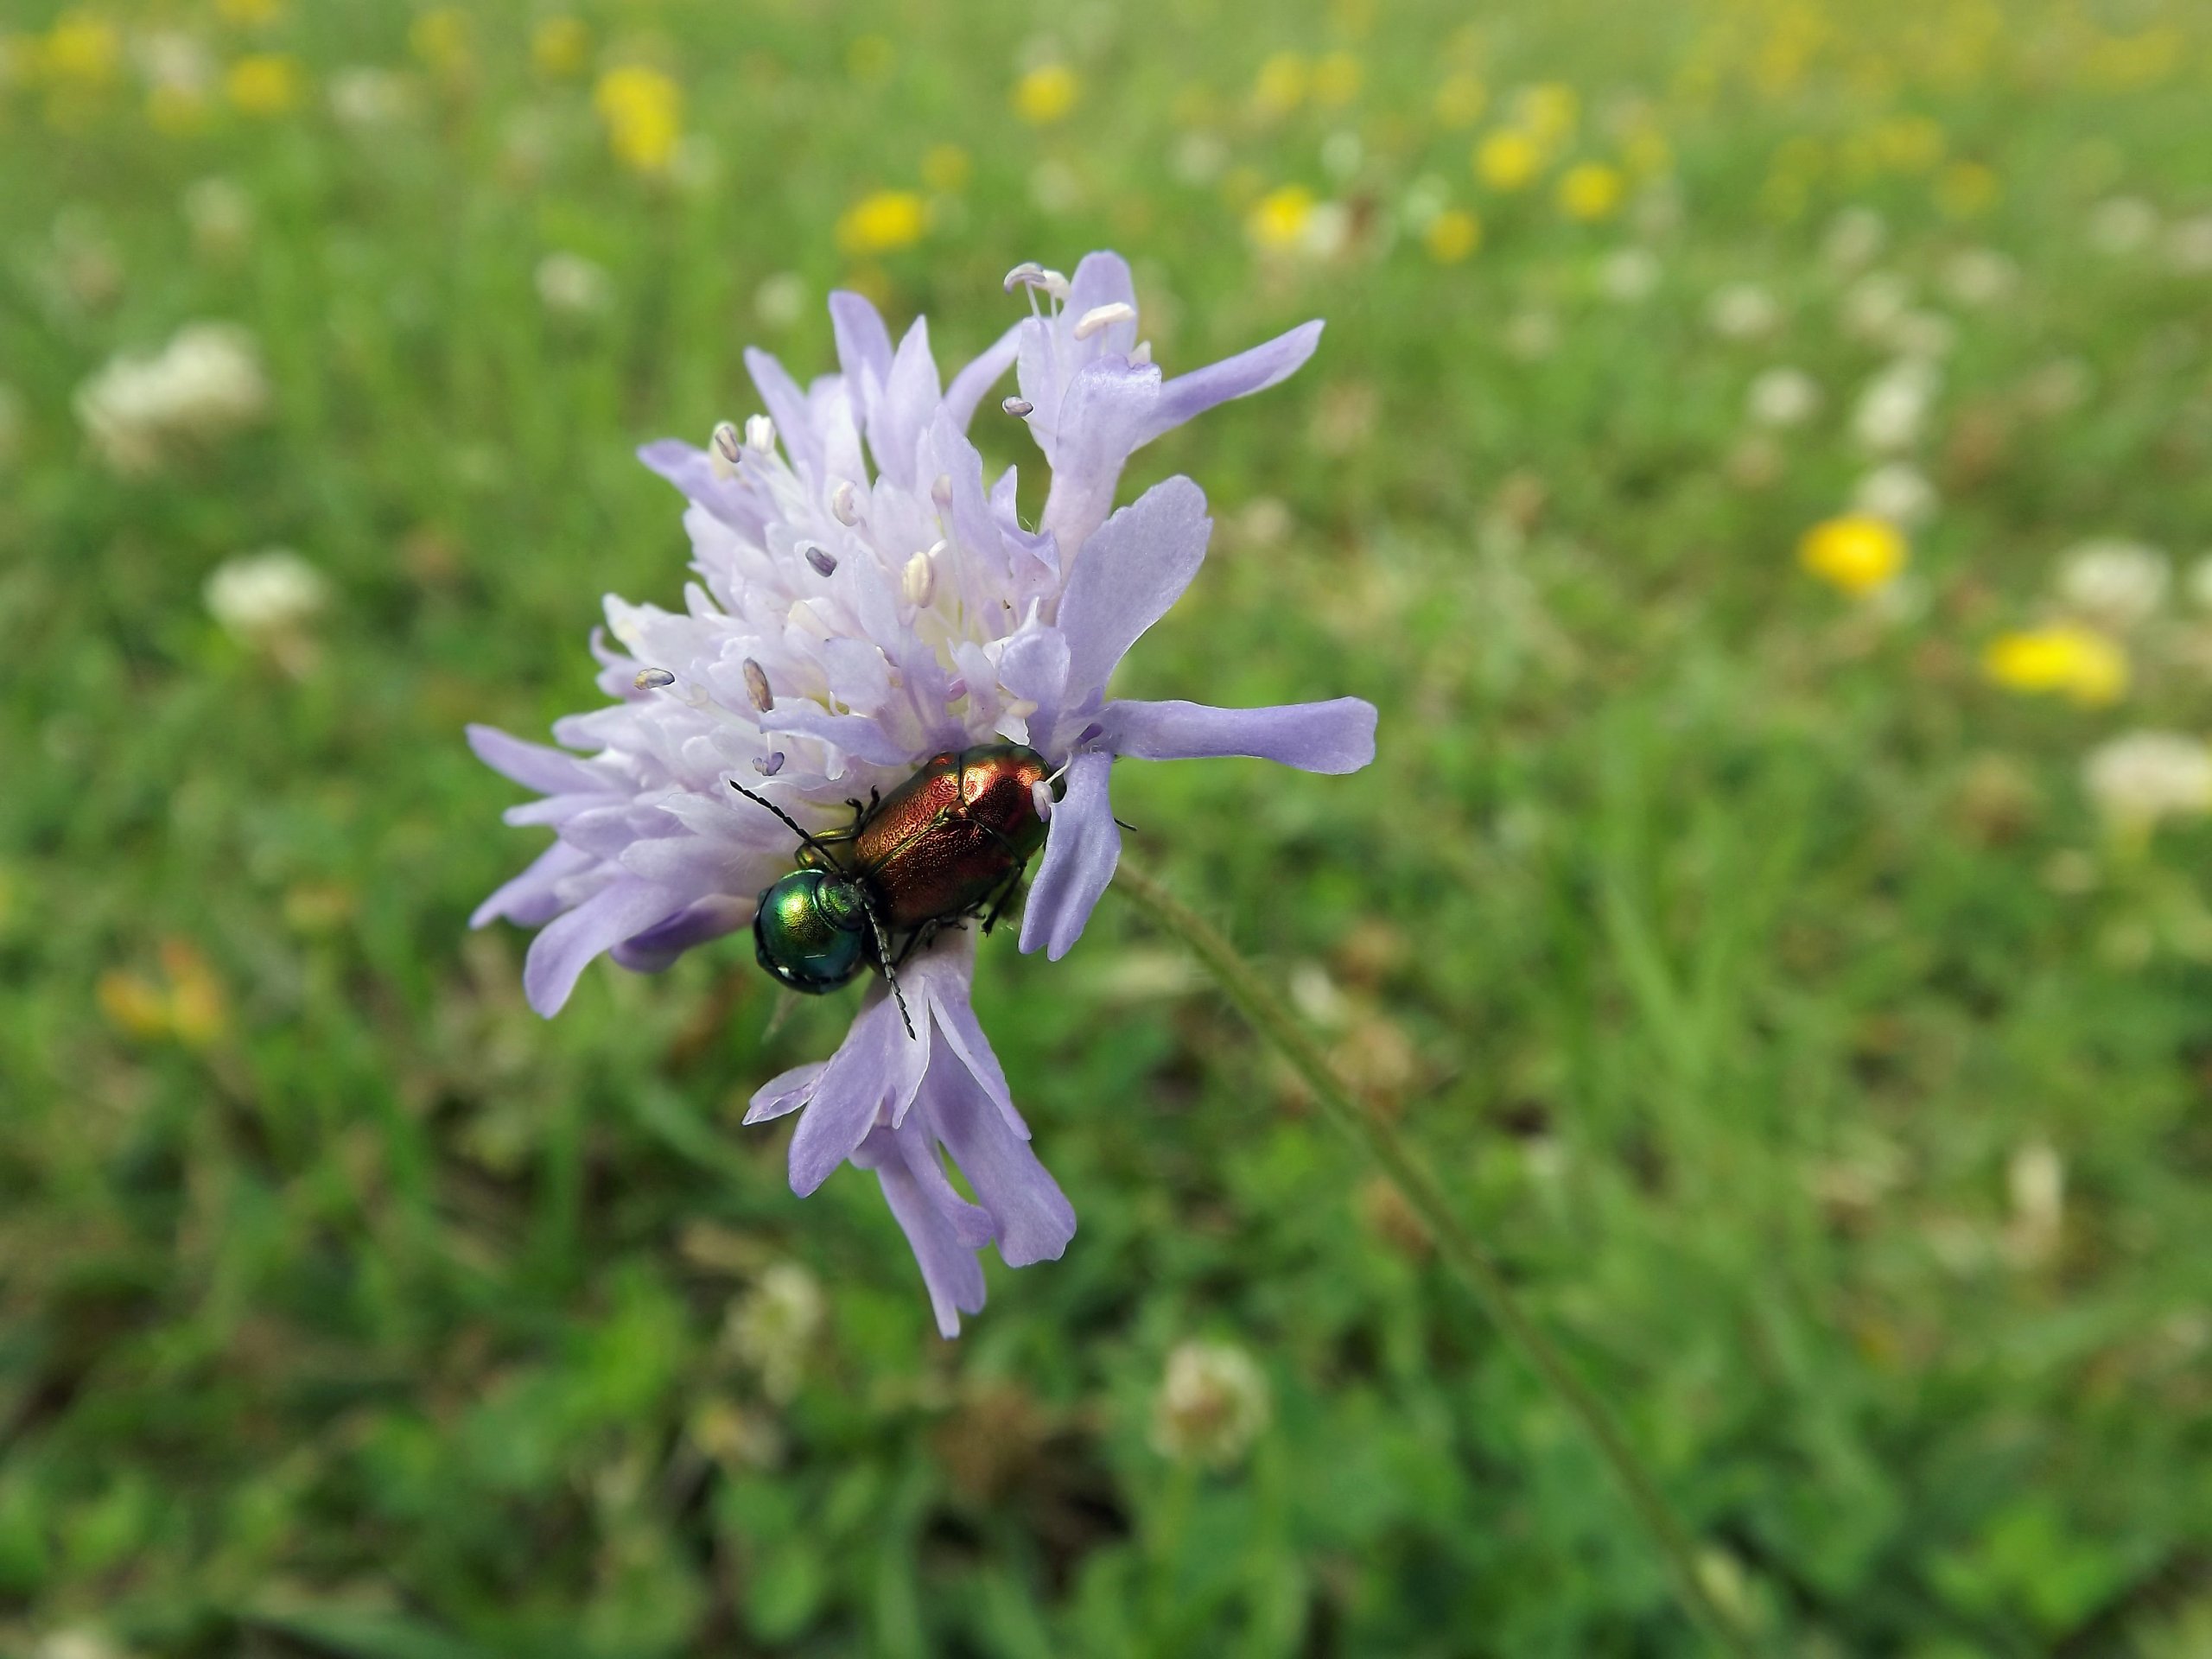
[861,899,917,1040]
[729,778,829,849]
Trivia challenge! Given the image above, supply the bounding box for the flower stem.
[1109,859,1757,1657]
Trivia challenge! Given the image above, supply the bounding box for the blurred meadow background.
[7,0,2212,1652]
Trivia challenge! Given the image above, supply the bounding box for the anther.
[902,549,936,607]
[1039,269,1071,302]
[931,473,953,510]
[1129,340,1153,366]
[753,751,785,777]
[804,544,838,578]
[744,414,776,453]
[830,480,860,524]
[741,658,773,712]
[1073,302,1135,340]
[709,421,742,480]
[634,667,677,690]
[1001,260,1046,292]
[1002,396,1034,417]
[1031,779,1054,823]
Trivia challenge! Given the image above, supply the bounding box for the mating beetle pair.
[734,744,1054,1036]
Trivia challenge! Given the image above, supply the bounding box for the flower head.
[1150,1339,1272,1468]
[1799,514,1906,597]
[2083,731,2212,834]
[74,321,270,474]
[470,253,1375,1332]
[1983,625,2127,706]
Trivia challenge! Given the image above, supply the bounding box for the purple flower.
[470,252,1376,1333]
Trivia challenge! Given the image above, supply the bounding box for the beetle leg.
[978,861,1028,935]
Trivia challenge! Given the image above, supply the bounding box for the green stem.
[1109,859,1756,1658]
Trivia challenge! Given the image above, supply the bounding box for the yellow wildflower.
[148,83,210,134]
[1433,72,1484,128]
[836,189,927,257]
[1253,51,1306,116]
[1248,184,1315,251]
[216,0,286,23]
[532,17,590,79]
[1799,515,1907,596]
[1935,161,1999,219]
[1517,81,1577,143]
[1984,626,2128,706]
[1312,51,1362,107]
[921,143,972,193]
[1557,162,1624,221]
[41,12,121,86]
[1013,62,1077,124]
[409,10,468,74]
[846,35,893,84]
[226,53,301,117]
[1623,126,1672,177]
[98,939,229,1048]
[595,65,683,174]
[1474,129,1541,191]
[1423,207,1480,263]
[1872,114,1945,172]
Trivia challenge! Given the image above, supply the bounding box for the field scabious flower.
[470,253,1374,1334]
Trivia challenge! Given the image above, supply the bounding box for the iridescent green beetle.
[733,744,1054,1034]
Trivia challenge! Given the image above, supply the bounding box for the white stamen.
[787,600,833,640]
[753,751,785,777]
[1074,301,1136,340]
[1003,696,1039,720]
[902,549,937,607]
[1001,260,1046,292]
[741,658,773,713]
[1129,340,1153,366]
[634,666,677,690]
[744,413,776,453]
[931,473,953,510]
[1039,269,1070,302]
[1002,396,1034,417]
[1031,779,1054,822]
[830,480,861,524]
[804,544,838,577]
[709,421,742,480]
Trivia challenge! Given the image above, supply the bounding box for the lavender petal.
[1099,696,1377,772]
[1018,750,1119,961]
[522,879,685,1016]
[1054,475,1211,706]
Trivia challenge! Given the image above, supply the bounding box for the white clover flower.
[182,177,253,263]
[2084,733,2212,832]
[534,251,615,319]
[204,549,328,650]
[726,1262,825,1403]
[1851,359,1939,454]
[1150,1340,1272,1468]
[2056,538,2169,630]
[328,66,416,130]
[1597,246,1661,303]
[1746,366,1821,429]
[1941,247,2020,308]
[1840,270,1913,344]
[1888,309,1956,361]
[2088,196,2158,255]
[1821,205,1886,270]
[74,322,270,474]
[1705,282,1780,340]
[2168,215,2212,276]
[753,271,807,329]
[472,253,1375,1335]
[1851,461,1937,529]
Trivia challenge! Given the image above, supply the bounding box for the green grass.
[6,0,2212,1653]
